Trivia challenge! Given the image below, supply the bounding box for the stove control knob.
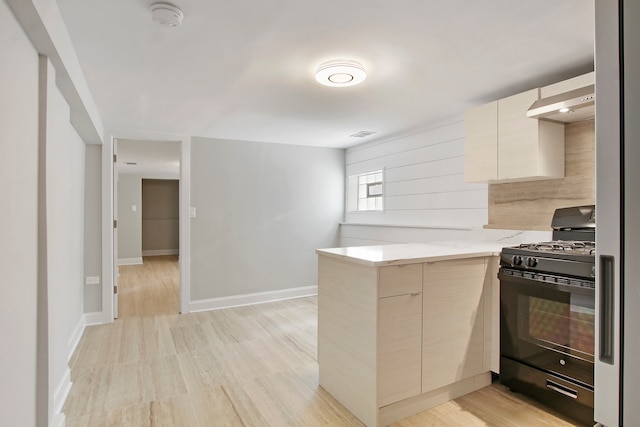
[511,255,523,266]
[526,257,538,268]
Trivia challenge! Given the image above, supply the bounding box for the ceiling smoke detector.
[315,60,367,87]
[150,3,184,28]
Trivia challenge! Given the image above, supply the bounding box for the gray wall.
[190,137,344,301]
[117,174,142,262]
[84,145,102,312]
[142,179,179,255]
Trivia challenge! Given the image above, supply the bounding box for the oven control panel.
[500,252,595,279]
[500,267,595,290]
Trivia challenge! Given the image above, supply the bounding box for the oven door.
[499,268,595,388]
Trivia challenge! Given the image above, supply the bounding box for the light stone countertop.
[316,241,505,267]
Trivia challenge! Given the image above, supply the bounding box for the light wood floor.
[64,257,587,426]
[117,255,180,318]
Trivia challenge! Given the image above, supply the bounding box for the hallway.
[118,256,179,317]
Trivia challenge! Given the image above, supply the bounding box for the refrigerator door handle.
[599,255,615,364]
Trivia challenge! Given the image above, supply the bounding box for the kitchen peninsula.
[316,242,503,427]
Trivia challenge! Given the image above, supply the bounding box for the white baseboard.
[190,285,318,312]
[52,315,88,426]
[49,412,65,427]
[84,311,107,326]
[68,316,86,361]
[52,367,71,424]
[118,257,143,265]
[142,249,179,257]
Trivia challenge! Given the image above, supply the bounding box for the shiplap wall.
[342,118,493,246]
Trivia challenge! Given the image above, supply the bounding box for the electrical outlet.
[85,276,100,285]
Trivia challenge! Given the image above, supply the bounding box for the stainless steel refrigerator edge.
[595,1,640,426]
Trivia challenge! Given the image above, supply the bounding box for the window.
[347,170,384,212]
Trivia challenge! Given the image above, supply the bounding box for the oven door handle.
[546,380,578,399]
[599,255,615,364]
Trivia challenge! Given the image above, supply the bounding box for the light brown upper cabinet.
[465,88,564,183]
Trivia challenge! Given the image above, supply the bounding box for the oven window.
[518,293,594,362]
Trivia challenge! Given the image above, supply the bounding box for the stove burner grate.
[517,240,595,255]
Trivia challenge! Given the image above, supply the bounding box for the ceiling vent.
[350,131,377,138]
[150,3,184,28]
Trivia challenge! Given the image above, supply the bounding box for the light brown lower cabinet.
[378,291,423,406]
[318,255,499,427]
[422,258,487,392]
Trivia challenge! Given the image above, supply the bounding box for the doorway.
[115,139,182,317]
[117,254,179,317]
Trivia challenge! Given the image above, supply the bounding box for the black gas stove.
[500,240,595,283]
[499,205,596,426]
[500,206,596,281]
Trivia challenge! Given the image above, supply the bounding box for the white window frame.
[347,169,384,212]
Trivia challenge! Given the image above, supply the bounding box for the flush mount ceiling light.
[150,3,184,28]
[315,60,367,87]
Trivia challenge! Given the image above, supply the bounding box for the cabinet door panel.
[378,293,422,406]
[464,101,498,182]
[497,89,541,180]
[422,258,486,393]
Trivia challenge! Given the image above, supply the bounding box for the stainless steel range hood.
[527,84,595,123]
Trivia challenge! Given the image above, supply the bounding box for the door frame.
[101,130,191,321]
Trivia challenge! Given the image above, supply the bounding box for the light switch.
[189,207,196,218]
[85,276,100,285]
[132,205,137,212]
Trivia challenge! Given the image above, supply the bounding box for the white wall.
[622,2,640,423]
[0,2,40,424]
[44,58,86,421]
[2,1,103,424]
[346,118,488,226]
[343,118,487,245]
[342,118,552,246]
[190,137,344,306]
[2,3,98,424]
[117,174,142,264]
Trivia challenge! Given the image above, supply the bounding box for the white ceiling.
[56,0,594,149]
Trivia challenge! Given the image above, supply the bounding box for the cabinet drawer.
[379,264,422,298]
